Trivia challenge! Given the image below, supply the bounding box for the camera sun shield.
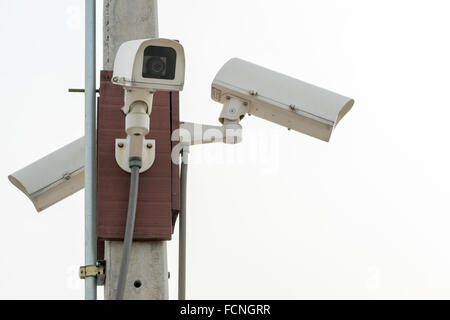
[212,58,354,142]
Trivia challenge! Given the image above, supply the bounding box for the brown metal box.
[97,71,179,241]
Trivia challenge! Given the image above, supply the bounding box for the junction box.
[96,70,180,248]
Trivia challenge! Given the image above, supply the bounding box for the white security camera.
[112,38,186,172]
[8,138,85,212]
[112,38,185,92]
[176,58,354,149]
[212,58,354,142]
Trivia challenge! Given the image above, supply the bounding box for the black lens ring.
[147,57,166,75]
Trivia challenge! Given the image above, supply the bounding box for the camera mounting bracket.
[176,121,243,146]
[122,89,154,115]
[115,137,156,173]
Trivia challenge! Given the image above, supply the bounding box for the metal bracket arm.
[177,121,243,146]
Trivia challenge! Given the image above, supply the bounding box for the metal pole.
[85,0,97,300]
[179,146,189,300]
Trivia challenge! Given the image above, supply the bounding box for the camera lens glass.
[148,57,166,74]
[142,46,177,80]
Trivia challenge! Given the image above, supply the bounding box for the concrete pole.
[102,0,168,300]
[85,0,97,301]
[103,0,159,70]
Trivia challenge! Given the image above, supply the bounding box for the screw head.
[112,77,119,82]
[118,143,124,148]
[147,143,153,149]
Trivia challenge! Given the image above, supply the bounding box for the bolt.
[147,143,153,149]
[118,143,124,148]
[112,77,119,82]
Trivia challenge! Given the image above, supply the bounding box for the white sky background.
[0,0,450,299]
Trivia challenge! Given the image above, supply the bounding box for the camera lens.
[142,46,177,80]
[147,57,166,75]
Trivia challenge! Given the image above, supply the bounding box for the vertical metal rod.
[85,0,97,301]
[179,146,189,300]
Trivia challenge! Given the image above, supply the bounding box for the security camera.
[112,38,185,115]
[176,58,354,149]
[8,138,85,212]
[112,38,185,92]
[111,38,186,172]
[212,58,354,142]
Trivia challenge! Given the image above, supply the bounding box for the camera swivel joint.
[115,94,156,173]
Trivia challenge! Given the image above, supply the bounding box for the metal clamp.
[115,138,156,173]
[79,261,106,286]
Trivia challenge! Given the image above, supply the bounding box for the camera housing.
[212,58,354,142]
[111,38,186,173]
[112,38,185,92]
[8,138,85,212]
